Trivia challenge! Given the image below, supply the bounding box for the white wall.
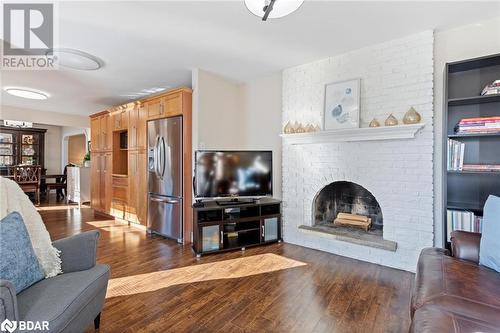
[61,126,90,171]
[192,69,283,198]
[282,31,434,272]
[241,73,283,198]
[33,124,62,174]
[1,105,89,128]
[433,17,500,247]
[194,69,247,150]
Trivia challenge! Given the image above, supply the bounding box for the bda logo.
[0,319,17,333]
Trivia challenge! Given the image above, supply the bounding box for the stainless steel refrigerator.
[147,116,183,242]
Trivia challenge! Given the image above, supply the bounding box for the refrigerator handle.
[154,136,161,179]
[150,196,181,204]
[159,136,166,179]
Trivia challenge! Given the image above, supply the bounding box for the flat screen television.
[194,150,272,198]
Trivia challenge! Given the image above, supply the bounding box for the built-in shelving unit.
[443,53,500,245]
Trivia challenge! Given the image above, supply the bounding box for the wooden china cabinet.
[0,126,46,176]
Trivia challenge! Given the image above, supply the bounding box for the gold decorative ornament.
[284,121,293,134]
[369,118,381,127]
[295,123,306,133]
[403,107,422,124]
[305,124,315,132]
[384,114,398,126]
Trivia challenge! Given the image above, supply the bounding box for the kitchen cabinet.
[127,150,147,225]
[145,90,184,121]
[112,109,128,131]
[90,152,111,213]
[128,104,147,150]
[90,87,192,238]
[90,112,111,152]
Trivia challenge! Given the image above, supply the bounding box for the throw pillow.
[479,195,500,272]
[0,177,62,277]
[0,212,44,293]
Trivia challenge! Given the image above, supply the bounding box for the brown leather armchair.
[410,231,500,333]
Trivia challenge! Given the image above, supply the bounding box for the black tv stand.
[216,198,257,206]
[192,197,282,257]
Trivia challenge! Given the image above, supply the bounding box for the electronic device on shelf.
[193,150,273,200]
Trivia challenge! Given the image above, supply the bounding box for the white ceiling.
[2,1,500,116]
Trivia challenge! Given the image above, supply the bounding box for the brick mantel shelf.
[280,123,425,145]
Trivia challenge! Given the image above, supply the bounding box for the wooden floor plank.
[37,198,414,333]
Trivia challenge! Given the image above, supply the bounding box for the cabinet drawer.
[112,186,128,202]
[112,176,128,187]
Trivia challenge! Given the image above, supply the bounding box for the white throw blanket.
[0,177,62,278]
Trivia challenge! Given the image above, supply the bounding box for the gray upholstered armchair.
[0,230,109,333]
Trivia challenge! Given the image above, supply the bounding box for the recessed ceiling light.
[4,88,49,100]
[245,0,304,21]
[46,48,103,70]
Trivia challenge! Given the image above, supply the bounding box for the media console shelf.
[192,198,282,257]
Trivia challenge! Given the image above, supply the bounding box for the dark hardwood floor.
[38,198,414,333]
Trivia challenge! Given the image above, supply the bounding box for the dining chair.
[13,165,42,205]
[46,164,70,201]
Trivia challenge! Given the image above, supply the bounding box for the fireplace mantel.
[280,123,425,145]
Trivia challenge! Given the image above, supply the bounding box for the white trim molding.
[280,123,425,145]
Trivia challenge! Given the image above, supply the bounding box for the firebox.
[313,181,383,230]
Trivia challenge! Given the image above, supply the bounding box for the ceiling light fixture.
[4,88,49,100]
[46,48,103,70]
[245,0,304,21]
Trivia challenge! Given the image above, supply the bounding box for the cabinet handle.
[262,225,265,238]
[220,231,223,245]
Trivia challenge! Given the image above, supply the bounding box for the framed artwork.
[324,78,360,130]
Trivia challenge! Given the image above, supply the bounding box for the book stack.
[446,209,483,241]
[447,139,465,171]
[481,79,500,96]
[455,116,500,135]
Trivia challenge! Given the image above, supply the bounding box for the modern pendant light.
[245,0,304,21]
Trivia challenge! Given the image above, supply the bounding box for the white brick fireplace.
[281,31,434,272]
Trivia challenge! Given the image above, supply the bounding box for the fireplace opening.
[313,181,383,232]
[300,181,395,251]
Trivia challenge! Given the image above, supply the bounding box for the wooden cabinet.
[0,126,46,174]
[90,112,111,152]
[112,109,128,131]
[145,91,184,121]
[146,97,163,120]
[128,104,147,150]
[90,87,192,238]
[127,150,147,225]
[101,114,112,151]
[163,93,182,117]
[90,117,100,151]
[90,152,111,213]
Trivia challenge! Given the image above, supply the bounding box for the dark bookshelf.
[448,94,500,106]
[443,53,500,245]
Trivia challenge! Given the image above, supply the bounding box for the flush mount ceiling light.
[4,88,49,100]
[245,0,304,21]
[46,48,103,70]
